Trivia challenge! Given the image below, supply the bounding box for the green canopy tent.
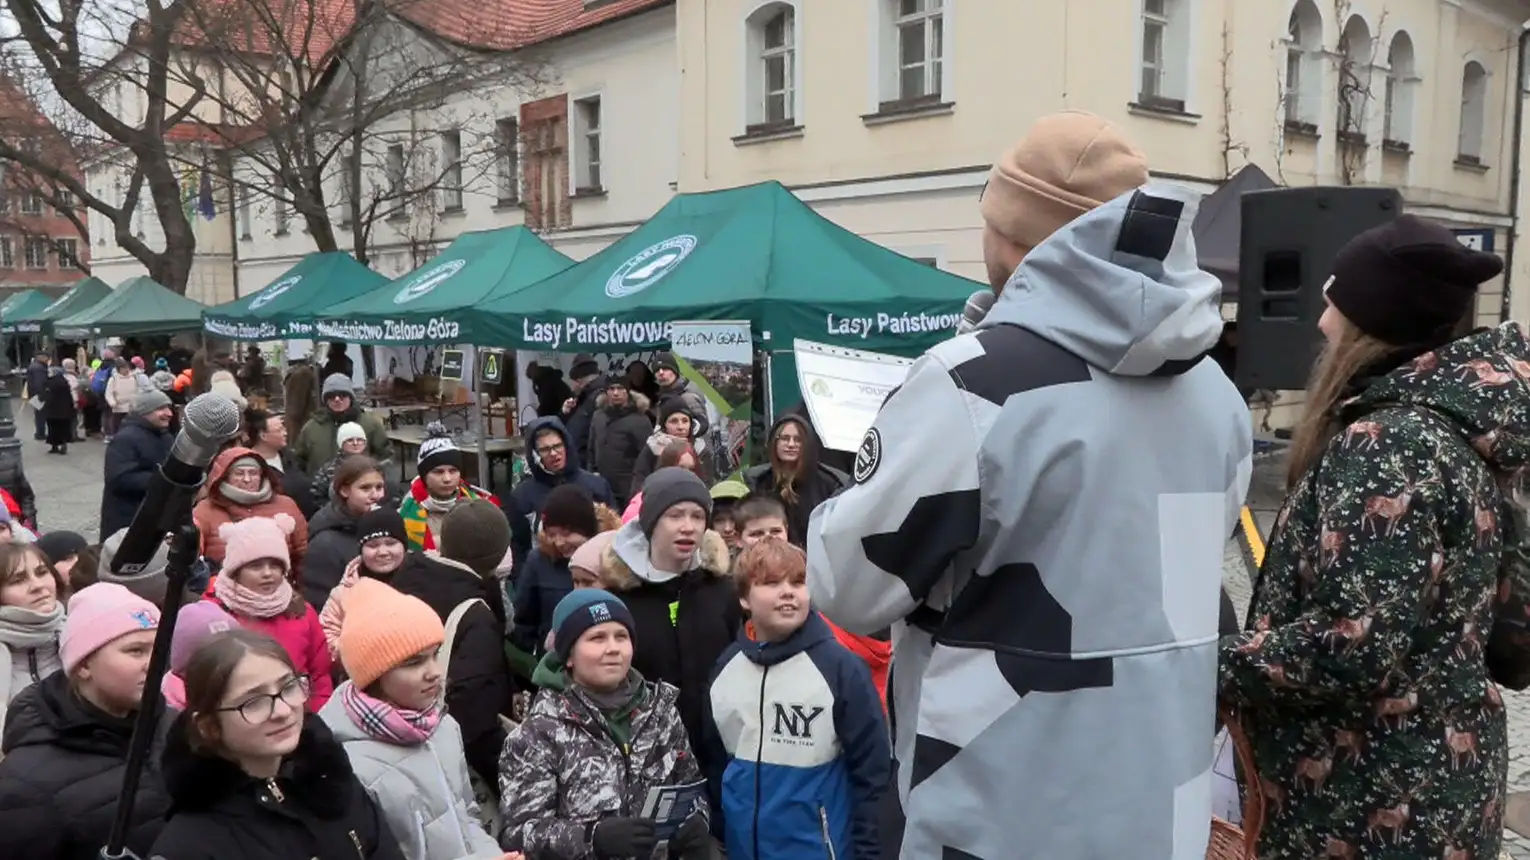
[312,227,573,344]
[202,251,388,339]
[0,289,58,335]
[54,276,207,339]
[474,181,981,408]
[15,276,112,337]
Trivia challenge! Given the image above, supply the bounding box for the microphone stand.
[99,523,200,860]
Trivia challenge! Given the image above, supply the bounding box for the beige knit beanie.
[981,110,1150,253]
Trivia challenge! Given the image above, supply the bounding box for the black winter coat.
[745,414,849,547]
[510,547,573,656]
[25,359,46,401]
[275,448,319,520]
[100,414,173,540]
[591,391,653,505]
[303,501,362,607]
[391,553,515,789]
[562,373,606,468]
[0,672,173,860]
[41,372,74,420]
[598,526,740,776]
[507,416,613,573]
[149,713,404,860]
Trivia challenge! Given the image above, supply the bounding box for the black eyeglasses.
[216,675,311,724]
[536,442,566,456]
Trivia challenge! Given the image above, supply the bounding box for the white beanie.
[337,422,366,447]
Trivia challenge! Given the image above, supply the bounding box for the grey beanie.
[96,527,173,607]
[638,467,712,537]
[131,389,172,416]
[322,373,353,397]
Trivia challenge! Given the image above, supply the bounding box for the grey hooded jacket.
[807,185,1252,860]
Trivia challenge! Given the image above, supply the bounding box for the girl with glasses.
[0,583,171,860]
[151,628,406,860]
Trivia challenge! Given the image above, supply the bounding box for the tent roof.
[55,276,207,338]
[0,289,56,332]
[13,277,113,336]
[479,181,981,353]
[313,226,572,344]
[1192,164,1278,300]
[203,251,387,339]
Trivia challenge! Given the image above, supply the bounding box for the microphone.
[954,289,996,336]
[109,392,242,577]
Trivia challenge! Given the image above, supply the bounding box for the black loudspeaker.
[1233,186,1401,390]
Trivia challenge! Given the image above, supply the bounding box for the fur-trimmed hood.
[536,503,623,560]
[599,520,731,591]
[595,390,652,414]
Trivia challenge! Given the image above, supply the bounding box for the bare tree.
[0,0,203,291]
[1218,21,1249,180]
[170,0,548,264]
[1333,0,1389,185]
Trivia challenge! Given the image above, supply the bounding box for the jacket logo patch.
[771,703,826,743]
[854,428,882,484]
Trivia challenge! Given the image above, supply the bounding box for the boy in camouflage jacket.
[499,589,711,859]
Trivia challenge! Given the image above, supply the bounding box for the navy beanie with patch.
[552,588,635,661]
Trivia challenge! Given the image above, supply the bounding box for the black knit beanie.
[357,507,408,546]
[657,397,707,439]
[540,484,600,538]
[1325,215,1502,347]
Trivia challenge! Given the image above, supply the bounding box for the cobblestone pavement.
[15,411,1530,854]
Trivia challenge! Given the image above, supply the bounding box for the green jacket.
[1219,323,1530,860]
[292,408,389,473]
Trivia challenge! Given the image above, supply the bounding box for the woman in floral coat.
[1219,216,1530,859]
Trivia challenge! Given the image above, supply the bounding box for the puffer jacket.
[293,406,389,473]
[104,370,138,413]
[507,416,614,573]
[101,414,174,540]
[305,501,364,608]
[600,521,740,776]
[204,592,334,712]
[0,635,61,734]
[192,446,310,577]
[498,666,703,859]
[1221,322,1530,860]
[0,672,173,860]
[319,690,502,860]
[590,390,653,506]
[150,713,405,860]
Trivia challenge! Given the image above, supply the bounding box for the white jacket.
[105,372,139,412]
[0,640,61,734]
[319,692,501,860]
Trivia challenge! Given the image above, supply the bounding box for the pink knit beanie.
[980,110,1149,254]
[569,530,616,580]
[170,601,237,674]
[60,583,161,674]
[219,514,295,575]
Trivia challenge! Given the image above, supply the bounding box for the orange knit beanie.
[337,578,445,688]
[980,110,1149,254]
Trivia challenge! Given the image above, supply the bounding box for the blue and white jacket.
[702,611,890,860]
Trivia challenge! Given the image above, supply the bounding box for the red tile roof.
[392,0,671,50]
[170,0,355,64]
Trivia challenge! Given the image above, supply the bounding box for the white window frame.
[236,182,251,238]
[1,238,13,268]
[54,237,77,268]
[440,129,464,211]
[272,175,290,236]
[741,2,803,131]
[569,93,603,193]
[384,142,407,220]
[1136,0,1191,111]
[336,156,354,227]
[868,0,954,112]
[1283,1,1323,128]
[20,191,42,216]
[496,117,521,204]
[1382,31,1417,148]
[23,237,47,270]
[1458,60,1489,163]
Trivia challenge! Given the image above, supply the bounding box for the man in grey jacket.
[807,111,1252,859]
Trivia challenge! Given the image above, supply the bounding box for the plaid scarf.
[339,681,443,746]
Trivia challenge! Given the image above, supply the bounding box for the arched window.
[1284,0,1322,127]
[1383,32,1415,147]
[1458,61,1488,163]
[1336,15,1372,136]
[745,2,799,130]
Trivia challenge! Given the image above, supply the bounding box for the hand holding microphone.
[954,288,997,336]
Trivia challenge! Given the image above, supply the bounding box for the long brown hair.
[1286,319,1404,485]
[183,628,296,754]
[0,543,67,607]
[768,417,808,505]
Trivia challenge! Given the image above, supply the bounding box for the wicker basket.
[1208,710,1263,860]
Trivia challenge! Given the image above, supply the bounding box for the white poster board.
[793,338,913,453]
